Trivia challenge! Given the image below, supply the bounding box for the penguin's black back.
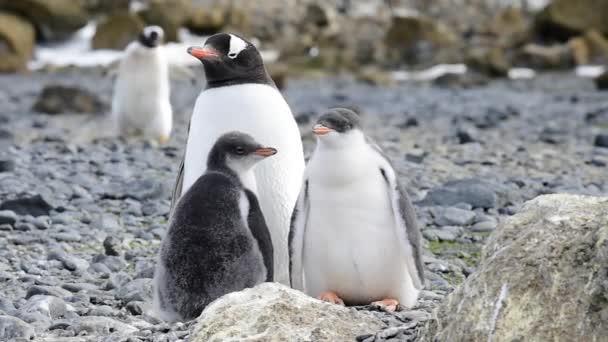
[157,170,271,320]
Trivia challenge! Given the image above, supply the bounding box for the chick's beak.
[313,124,334,135]
[187,46,219,59]
[254,147,277,157]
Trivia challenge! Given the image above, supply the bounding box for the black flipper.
[245,189,274,282]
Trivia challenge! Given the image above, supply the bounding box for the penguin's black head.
[314,108,361,135]
[138,26,164,48]
[313,108,364,148]
[207,131,277,174]
[187,33,272,88]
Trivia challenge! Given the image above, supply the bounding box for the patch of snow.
[392,64,467,82]
[576,65,605,78]
[508,68,536,79]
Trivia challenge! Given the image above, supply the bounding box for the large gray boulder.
[0,0,88,41]
[0,12,35,73]
[536,0,608,38]
[424,194,608,341]
[190,283,385,342]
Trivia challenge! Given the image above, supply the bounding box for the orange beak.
[254,147,277,157]
[187,46,219,59]
[313,124,334,135]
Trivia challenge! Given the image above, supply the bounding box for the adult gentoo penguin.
[112,25,172,143]
[154,132,275,322]
[289,108,424,311]
[173,33,304,284]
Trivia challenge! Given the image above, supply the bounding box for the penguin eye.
[235,146,245,155]
[228,52,238,59]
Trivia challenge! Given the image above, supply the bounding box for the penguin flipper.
[289,180,309,290]
[244,189,274,282]
[169,121,191,218]
[379,165,425,290]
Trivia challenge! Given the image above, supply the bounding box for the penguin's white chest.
[303,150,405,304]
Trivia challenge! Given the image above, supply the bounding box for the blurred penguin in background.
[112,26,172,143]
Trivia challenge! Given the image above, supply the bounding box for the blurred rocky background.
[0,0,607,86]
[0,1,607,342]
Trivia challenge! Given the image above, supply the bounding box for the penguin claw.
[371,298,400,312]
[318,291,345,306]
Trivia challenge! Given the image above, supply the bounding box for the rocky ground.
[0,68,607,341]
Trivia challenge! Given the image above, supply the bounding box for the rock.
[33,84,106,114]
[0,12,35,72]
[190,283,385,342]
[484,7,530,48]
[596,71,608,91]
[125,301,144,315]
[466,46,510,78]
[185,5,225,35]
[48,246,89,272]
[518,43,573,70]
[0,210,17,225]
[423,228,460,242]
[26,285,72,299]
[356,66,395,87]
[385,13,457,66]
[14,222,34,231]
[424,194,608,341]
[470,220,497,232]
[71,316,137,335]
[92,13,145,50]
[595,134,608,148]
[535,0,608,39]
[0,315,36,340]
[103,236,121,256]
[0,159,15,172]
[18,295,67,321]
[422,179,499,209]
[139,0,190,42]
[572,30,608,65]
[435,207,476,227]
[455,128,476,144]
[115,279,153,303]
[0,194,53,216]
[0,0,88,41]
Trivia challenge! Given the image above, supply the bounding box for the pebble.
[14,222,35,231]
[435,207,476,226]
[471,220,498,232]
[48,247,90,272]
[422,178,499,209]
[0,159,16,172]
[0,194,54,216]
[70,316,138,335]
[0,210,17,225]
[26,285,72,299]
[115,278,153,303]
[595,134,608,148]
[0,315,36,341]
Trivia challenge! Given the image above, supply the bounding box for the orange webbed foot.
[318,291,345,306]
[371,298,400,312]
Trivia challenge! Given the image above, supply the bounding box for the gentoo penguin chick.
[154,132,275,322]
[112,26,172,143]
[289,108,424,311]
[172,33,304,285]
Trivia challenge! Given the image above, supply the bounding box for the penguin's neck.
[204,65,275,89]
[310,135,372,186]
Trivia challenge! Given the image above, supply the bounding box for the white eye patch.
[228,34,247,59]
[143,25,163,40]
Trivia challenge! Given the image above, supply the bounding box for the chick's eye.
[228,52,237,59]
[235,146,245,155]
